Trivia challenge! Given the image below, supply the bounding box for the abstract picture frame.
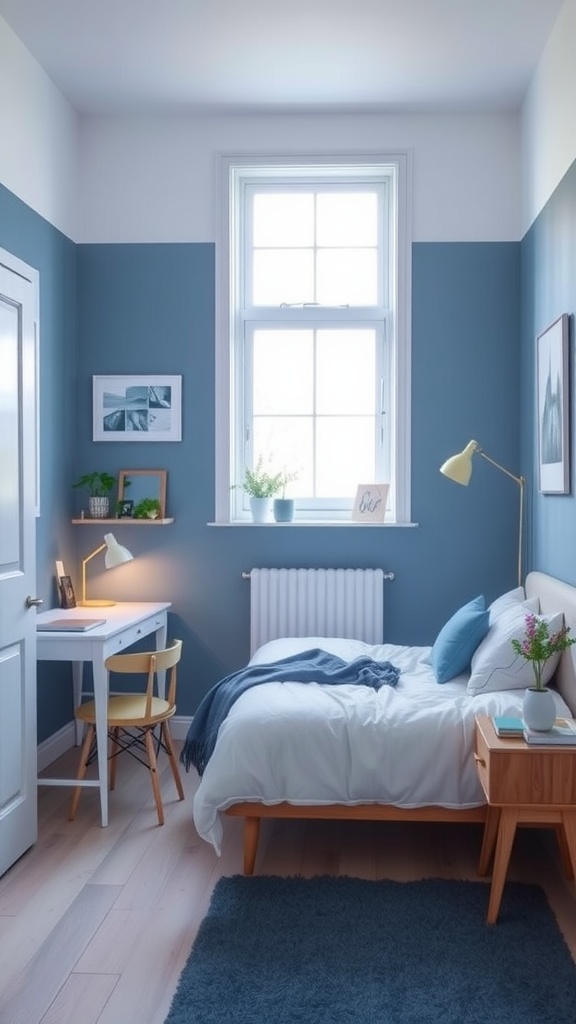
[92,375,182,442]
[536,314,569,494]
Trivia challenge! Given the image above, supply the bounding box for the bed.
[190,571,576,873]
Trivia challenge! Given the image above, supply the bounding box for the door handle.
[25,596,44,608]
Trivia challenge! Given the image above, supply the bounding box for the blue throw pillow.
[431,595,489,683]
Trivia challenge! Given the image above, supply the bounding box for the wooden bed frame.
[226,571,576,874]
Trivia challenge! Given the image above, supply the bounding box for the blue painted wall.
[0,185,524,730]
[72,241,521,717]
[521,159,576,582]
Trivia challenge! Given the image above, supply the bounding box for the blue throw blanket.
[181,648,400,776]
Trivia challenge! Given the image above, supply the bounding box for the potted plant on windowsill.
[72,471,116,519]
[273,469,300,523]
[238,457,284,523]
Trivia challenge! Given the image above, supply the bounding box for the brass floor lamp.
[440,439,526,588]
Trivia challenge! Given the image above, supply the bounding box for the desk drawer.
[107,615,165,654]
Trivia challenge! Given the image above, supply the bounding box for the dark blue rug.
[164,875,576,1023]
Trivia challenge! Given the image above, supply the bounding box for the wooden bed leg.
[244,816,260,875]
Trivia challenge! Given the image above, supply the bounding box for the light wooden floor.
[1,742,576,1024]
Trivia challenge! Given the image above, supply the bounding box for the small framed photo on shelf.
[117,499,134,518]
[352,483,389,522]
[58,575,77,609]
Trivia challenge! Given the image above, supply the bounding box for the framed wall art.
[92,375,182,442]
[536,314,569,494]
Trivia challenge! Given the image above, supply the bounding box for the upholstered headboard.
[525,571,576,716]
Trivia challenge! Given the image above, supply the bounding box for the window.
[215,154,411,524]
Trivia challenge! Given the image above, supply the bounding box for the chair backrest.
[105,639,183,719]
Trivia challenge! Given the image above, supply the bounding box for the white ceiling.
[0,0,566,115]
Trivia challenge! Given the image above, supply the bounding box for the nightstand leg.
[478,806,500,876]
[558,811,576,879]
[487,808,518,925]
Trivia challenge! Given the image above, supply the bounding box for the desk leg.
[486,808,518,925]
[72,661,84,745]
[155,619,168,698]
[92,659,109,828]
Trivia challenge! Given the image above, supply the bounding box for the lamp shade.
[79,533,134,606]
[439,440,478,486]
[103,533,134,569]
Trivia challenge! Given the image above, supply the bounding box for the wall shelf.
[71,518,174,525]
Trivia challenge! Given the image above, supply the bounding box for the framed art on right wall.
[537,313,570,494]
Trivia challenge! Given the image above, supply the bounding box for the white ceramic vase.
[249,496,272,523]
[522,687,556,732]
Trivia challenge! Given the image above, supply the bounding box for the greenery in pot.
[238,456,300,499]
[72,471,116,497]
[239,456,285,499]
[511,612,576,690]
[133,497,162,519]
[277,467,299,499]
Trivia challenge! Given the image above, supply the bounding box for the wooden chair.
[69,638,184,825]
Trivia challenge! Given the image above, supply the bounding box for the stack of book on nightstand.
[492,716,524,737]
[523,718,576,745]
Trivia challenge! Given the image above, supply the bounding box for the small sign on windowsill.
[352,483,389,523]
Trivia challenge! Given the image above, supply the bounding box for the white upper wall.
[77,111,520,244]
[0,17,78,239]
[522,0,576,233]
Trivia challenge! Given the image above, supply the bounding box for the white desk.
[36,602,171,826]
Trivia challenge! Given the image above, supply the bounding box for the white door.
[0,249,39,877]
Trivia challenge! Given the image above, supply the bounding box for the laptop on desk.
[36,618,107,632]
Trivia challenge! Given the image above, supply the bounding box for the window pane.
[253,193,314,247]
[253,250,313,305]
[316,417,375,496]
[317,249,377,305]
[317,192,378,246]
[253,330,313,415]
[316,330,376,414]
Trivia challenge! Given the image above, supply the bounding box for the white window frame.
[214,152,412,525]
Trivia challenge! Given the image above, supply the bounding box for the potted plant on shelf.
[273,468,300,523]
[511,612,576,731]
[72,471,116,519]
[133,497,162,520]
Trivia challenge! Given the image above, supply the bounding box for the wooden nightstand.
[474,713,576,923]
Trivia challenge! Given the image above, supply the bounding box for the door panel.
[0,251,38,876]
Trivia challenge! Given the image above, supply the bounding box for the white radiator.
[247,567,393,655]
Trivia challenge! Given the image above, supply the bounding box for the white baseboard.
[37,716,193,771]
[37,722,77,773]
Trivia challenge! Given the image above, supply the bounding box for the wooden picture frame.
[537,314,570,494]
[118,469,167,519]
[92,375,182,441]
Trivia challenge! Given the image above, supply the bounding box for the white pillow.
[467,604,564,696]
[488,587,539,624]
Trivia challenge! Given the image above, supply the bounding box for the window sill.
[207,520,419,528]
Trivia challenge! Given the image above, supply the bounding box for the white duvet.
[192,636,572,853]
